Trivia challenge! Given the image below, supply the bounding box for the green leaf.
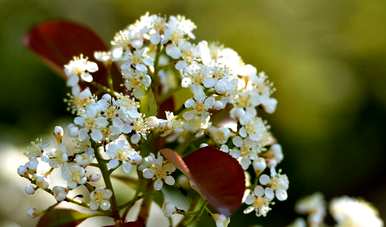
[139,90,158,116]
[37,209,92,227]
[151,190,165,208]
[173,88,192,111]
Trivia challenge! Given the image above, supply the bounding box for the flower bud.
[24,184,35,195]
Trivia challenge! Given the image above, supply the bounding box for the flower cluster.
[289,193,383,227]
[19,13,287,223]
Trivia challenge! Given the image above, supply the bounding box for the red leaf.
[37,209,90,227]
[157,97,175,118]
[161,147,245,216]
[24,20,122,89]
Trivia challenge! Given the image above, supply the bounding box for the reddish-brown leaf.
[157,97,175,118]
[37,209,90,227]
[161,147,245,216]
[24,20,122,89]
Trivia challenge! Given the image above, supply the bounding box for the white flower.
[66,88,94,113]
[75,148,95,166]
[295,193,326,226]
[105,136,142,173]
[122,68,152,98]
[89,188,112,211]
[238,117,268,142]
[24,138,45,159]
[208,127,232,145]
[330,196,383,227]
[44,141,68,168]
[163,15,196,43]
[53,186,67,201]
[121,48,153,71]
[243,187,272,217]
[229,137,259,170]
[33,175,49,189]
[64,55,98,94]
[259,173,289,201]
[183,94,215,121]
[62,164,87,189]
[74,98,110,142]
[139,153,176,190]
[24,184,35,195]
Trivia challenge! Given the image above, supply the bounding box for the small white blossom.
[330,197,383,227]
[33,175,49,189]
[62,164,87,189]
[64,55,98,94]
[259,173,289,201]
[105,136,142,173]
[139,153,176,190]
[53,186,67,201]
[295,193,326,226]
[243,187,272,217]
[75,148,95,166]
[24,184,35,195]
[89,188,112,211]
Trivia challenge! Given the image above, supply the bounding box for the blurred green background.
[0,0,385,226]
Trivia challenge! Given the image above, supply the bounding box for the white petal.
[244,194,254,205]
[154,179,164,190]
[264,188,275,201]
[184,98,195,108]
[275,189,288,201]
[91,129,103,142]
[112,47,123,60]
[81,72,93,83]
[203,78,216,88]
[254,186,265,197]
[164,176,175,185]
[165,44,181,59]
[240,158,251,170]
[89,201,98,210]
[259,174,270,185]
[243,206,255,214]
[107,159,119,170]
[86,61,98,72]
[67,75,79,86]
[143,168,154,179]
[100,201,111,210]
[122,162,132,173]
[130,134,141,144]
